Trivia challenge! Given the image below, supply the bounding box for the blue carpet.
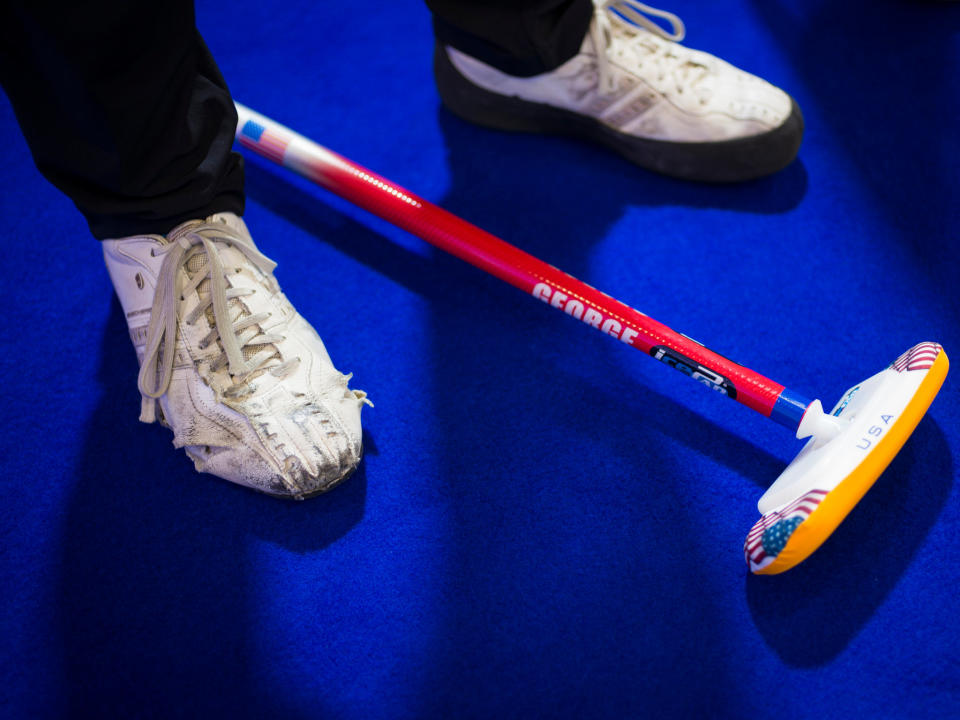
[1,0,958,717]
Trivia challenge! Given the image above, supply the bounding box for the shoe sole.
[434,43,804,183]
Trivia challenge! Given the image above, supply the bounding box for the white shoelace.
[591,0,688,95]
[138,222,297,423]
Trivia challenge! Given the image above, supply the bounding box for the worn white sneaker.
[435,0,803,181]
[103,212,371,499]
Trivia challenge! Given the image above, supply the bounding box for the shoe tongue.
[580,23,599,56]
[164,212,249,245]
[585,13,662,62]
[180,226,281,373]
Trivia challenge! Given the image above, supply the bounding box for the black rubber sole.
[434,43,804,183]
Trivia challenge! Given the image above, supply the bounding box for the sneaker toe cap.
[175,382,367,499]
[251,396,365,499]
[189,419,363,500]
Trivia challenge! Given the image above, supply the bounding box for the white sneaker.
[434,0,803,181]
[103,212,371,499]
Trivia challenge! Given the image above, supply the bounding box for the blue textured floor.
[1,0,958,717]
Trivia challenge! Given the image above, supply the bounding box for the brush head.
[745,342,948,575]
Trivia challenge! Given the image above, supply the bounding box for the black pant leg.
[426,0,594,76]
[0,1,243,239]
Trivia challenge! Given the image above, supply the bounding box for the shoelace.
[591,0,687,95]
[138,222,297,423]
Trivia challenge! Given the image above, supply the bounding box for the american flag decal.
[238,120,289,164]
[744,489,828,571]
[892,342,941,373]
